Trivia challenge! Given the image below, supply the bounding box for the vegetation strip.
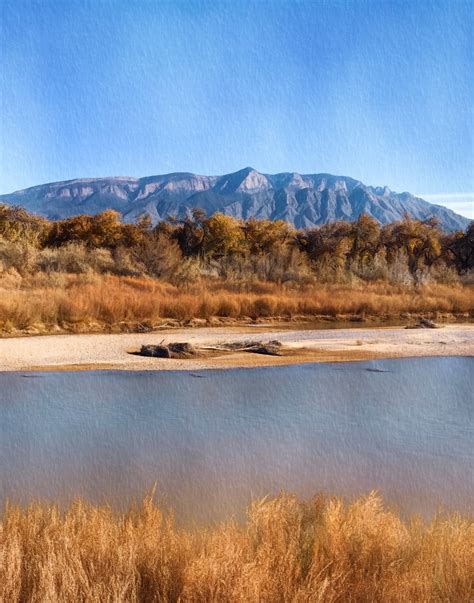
[1,205,472,334]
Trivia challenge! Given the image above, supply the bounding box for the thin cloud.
[417,193,474,219]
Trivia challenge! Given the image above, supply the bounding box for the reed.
[1,491,472,602]
[0,273,472,334]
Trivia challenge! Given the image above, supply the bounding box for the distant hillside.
[1,167,470,231]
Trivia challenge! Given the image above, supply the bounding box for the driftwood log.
[139,342,196,359]
[208,340,283,356]
[405,319,441,329]
[138,340,284,359]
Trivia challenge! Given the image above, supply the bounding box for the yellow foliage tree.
[202,213,245,258]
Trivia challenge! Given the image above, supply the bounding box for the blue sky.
[1,0,473,216]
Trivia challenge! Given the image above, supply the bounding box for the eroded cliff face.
[1,167,470,231]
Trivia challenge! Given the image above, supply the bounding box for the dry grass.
[0,272,472,334]
[1,491,472,602]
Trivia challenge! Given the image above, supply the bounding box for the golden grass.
[0,272,472,334]
[1,492,472,602]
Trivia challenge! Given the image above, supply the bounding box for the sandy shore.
[0,324,473,372]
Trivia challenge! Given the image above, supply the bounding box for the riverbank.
[1,324,472,371]
[1,273,472,336]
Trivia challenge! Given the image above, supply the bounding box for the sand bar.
[0,324,473,372]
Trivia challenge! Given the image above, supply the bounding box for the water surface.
[1,357,472,523]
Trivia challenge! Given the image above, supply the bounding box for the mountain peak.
[214,167,270,194]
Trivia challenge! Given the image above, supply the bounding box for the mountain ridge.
[1,167,470,232]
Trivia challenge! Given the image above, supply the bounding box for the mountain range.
[1,167,470,232]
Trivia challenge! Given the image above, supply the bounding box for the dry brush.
[1,491,473,602]
[0,273,472,334]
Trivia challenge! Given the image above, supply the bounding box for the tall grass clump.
[1,491,472,602]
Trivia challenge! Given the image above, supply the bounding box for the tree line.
[0,204,472,284]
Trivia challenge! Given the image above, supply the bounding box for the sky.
[1,0,473,217]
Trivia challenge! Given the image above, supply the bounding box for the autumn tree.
[172,209,206,256]
[47,211,126,249]
[382,216,442,276]
[243,218,294,255]
[299,221,353,279]
[0,204,48,245]
[88,210,125,248]
[133,231,183,279]
[202,213,245,258]
[447,223,474,273]
[349,214,381,263]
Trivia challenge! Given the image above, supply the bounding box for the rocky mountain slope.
[1,167,470,231]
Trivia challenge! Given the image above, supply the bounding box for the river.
[1,357,472,523]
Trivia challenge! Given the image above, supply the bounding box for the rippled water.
[0,357,472,523]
